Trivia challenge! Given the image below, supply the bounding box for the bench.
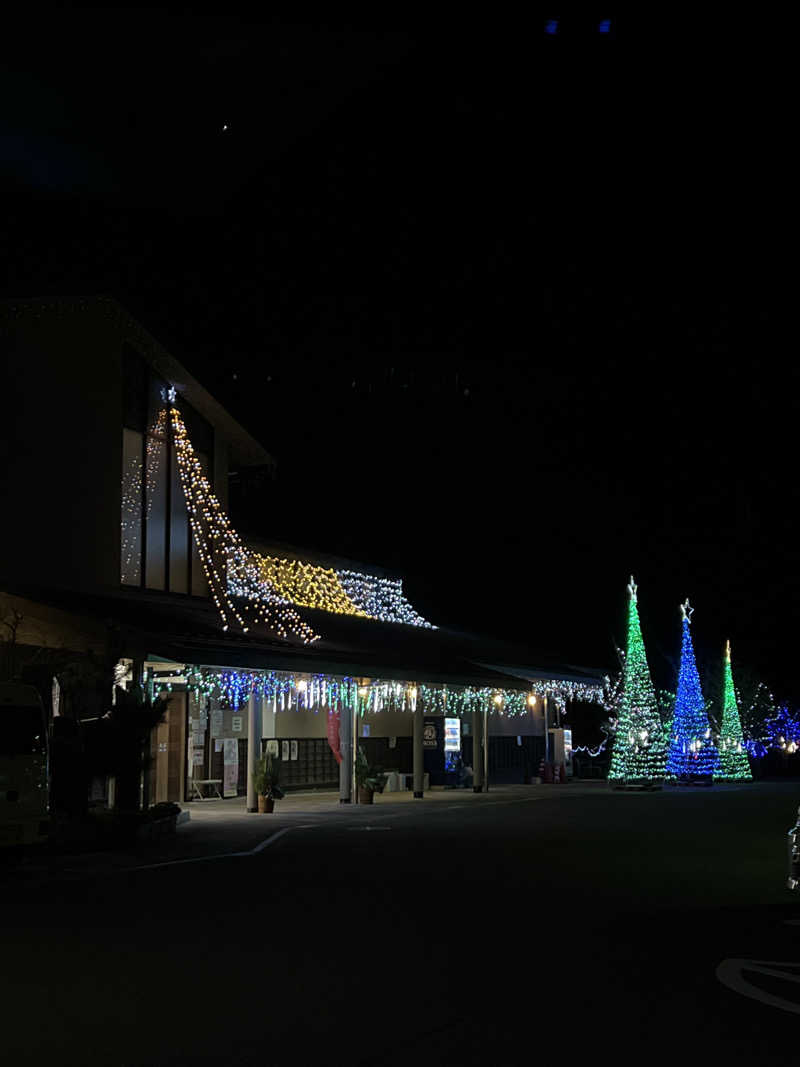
[190,779,223,800]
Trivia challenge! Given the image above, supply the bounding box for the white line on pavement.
[128,824,301,871]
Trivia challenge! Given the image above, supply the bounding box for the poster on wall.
[266,739,279,756]
[231,716,242,733]
[223,738,239,797]
[281,740,290,761]
[211,709,223,737]
[290,740,298,761]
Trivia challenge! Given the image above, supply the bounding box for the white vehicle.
[0,683,49,848]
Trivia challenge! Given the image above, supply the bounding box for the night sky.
[2,12,794,696]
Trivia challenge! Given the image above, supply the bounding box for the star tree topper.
[680,598,695,624]
[627,575,638,602]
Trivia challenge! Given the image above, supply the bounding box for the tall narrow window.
[145,409,168,590]
[121,428,143,585]
[169,446,189,594]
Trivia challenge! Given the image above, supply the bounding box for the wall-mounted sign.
[231,716,242,733]
[282,740,290,761]
[444,718,461,752]
[266,739,279,756]
[362,723,370,738]
[423,723,438,749]
[223,738,238,797]
[290,740,298,761]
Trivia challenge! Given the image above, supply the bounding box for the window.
[121,428,144,586]
[121,355,212,595]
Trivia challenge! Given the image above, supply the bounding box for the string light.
[336,570,435,628]
[608,577,668,787]
[170,405,319,644]
[715,641,752,781]
[665,599,719,782]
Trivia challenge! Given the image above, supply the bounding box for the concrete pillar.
[483,706,490,793]
[246,688,262,812]
[339,693,353,803]
[473,704,484,793]
[413,688,424,798]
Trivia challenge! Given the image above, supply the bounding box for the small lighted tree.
[665,600,719,783]
[715,641,752,780]
[608,577,667,788]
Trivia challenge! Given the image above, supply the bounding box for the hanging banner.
[223,738,239,797]
[327,705,342,764]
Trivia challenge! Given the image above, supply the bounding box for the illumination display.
[171,668,601,719]
[170,406,320,643]
[120,408,167,584]
[336,570,435,628]
[665,600,719,782]
[715,641,752,781]
[608,577,667,786]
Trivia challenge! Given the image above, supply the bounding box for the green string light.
[608,577,667,787]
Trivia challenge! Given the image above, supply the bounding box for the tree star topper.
[680,598,694,623]
[627,575,638,602]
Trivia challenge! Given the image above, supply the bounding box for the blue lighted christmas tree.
[665,600,719,783]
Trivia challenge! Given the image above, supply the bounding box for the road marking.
[716,958,800,1014]
[347,826,392,832]
[129,825,298,870]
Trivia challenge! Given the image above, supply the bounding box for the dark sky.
[2,11,795,695]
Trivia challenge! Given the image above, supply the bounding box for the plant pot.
[358,787,374,804]
[257,795,275,813]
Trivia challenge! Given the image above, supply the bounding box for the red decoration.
[327,705,342,764]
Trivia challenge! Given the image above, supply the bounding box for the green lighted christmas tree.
[608,577,667,788]
[715,640,752,781]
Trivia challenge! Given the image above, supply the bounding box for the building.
[0,296,606,809]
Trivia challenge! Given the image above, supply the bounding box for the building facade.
[0,297,605,809]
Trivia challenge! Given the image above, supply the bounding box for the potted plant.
[254,753,285,813]
[355,746,387,804]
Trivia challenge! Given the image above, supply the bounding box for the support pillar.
[246,688,261,813]
[339,691,353,804]
[473,704,484,793]
[413,688,424,798]
[483,706,490,793]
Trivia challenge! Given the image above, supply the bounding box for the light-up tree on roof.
[608,577,667,788]
[715,641,752,780]
[665,600,719,784]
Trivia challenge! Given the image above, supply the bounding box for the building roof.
[0,294,275,470]
[3,580,605,695]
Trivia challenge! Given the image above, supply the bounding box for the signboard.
[423,723,438,748]
[231,715,242,733]
[282,740,290,761]
[266,739,279,757]
[290,740,298,761]
[210,709,223,737]
[444,718,461,753]
[223,738,239,797]
[362,723,371,738]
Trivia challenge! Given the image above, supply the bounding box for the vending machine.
[444,717,462,787]
[548,727,574,779]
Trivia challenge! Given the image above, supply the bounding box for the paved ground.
[2,780,799,1065]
